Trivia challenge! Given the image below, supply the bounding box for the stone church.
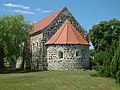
[29,7,89,70]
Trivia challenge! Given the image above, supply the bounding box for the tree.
[89,18,120,54]
[111,39,120,83]
[0,15,31,73]
[89,18,120,83]
[102,50,112,77]
[116,70,120,83]
[94,51,105,66]
[89,49,96,69]
[93,50,112,77]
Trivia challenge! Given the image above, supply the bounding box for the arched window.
[76,50,81,58]
[58,51,63,59]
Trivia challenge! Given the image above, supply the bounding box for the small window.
[76,50,81,58]
[31,45,32,51]
[37,42,39,50]
[58,51,63,59]
[76,50,79,56]
[33,43,35,51]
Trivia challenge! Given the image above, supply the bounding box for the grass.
[0,70,120,90]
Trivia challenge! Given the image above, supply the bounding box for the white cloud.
[36,8,52,13]
[13,10,36,14]
[36,8,42,11]
[3,3,52,14]
[3,3,30,9]
[41,10,52,13]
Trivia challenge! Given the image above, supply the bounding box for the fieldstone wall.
[47,45,89,70]
[43,7,88,43]
[30,32,45,70]
[42,7,89,69]
[30,7,89,70]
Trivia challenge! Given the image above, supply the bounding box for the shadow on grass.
[0,67,48,74]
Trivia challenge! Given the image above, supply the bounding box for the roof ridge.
[71,23,88,44]
[54,21,67,44]
[66,20,69,44]
[70,22,81,44]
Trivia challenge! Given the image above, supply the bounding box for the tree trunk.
[0,58,4,73]
[0,47,5,73]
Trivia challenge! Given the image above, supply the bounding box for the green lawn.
[0,70,120,90]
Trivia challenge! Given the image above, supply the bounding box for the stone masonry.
[47,44,89,70]
[29,7,89,70]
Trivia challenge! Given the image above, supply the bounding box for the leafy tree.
[94,51,105,66]
[102,50,112,77]
[111,39,120,82]
[89,49,96,69]
[89,18,120,53]
[116,70,120,83]
[93,50,112,77]
[89,18,120,83]
[0,15,31,73]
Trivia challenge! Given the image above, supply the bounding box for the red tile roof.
[46,20,89,45]
[30,8,64,34]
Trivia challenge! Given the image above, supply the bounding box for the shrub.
[116,70,120,83]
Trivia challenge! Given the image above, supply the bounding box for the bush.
[94,51,105,66]
[93,50,112,77]
[110,39,120,79]
[116,70,120,83]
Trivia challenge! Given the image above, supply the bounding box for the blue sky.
[0,0,120,31]
[0,0,120,49]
